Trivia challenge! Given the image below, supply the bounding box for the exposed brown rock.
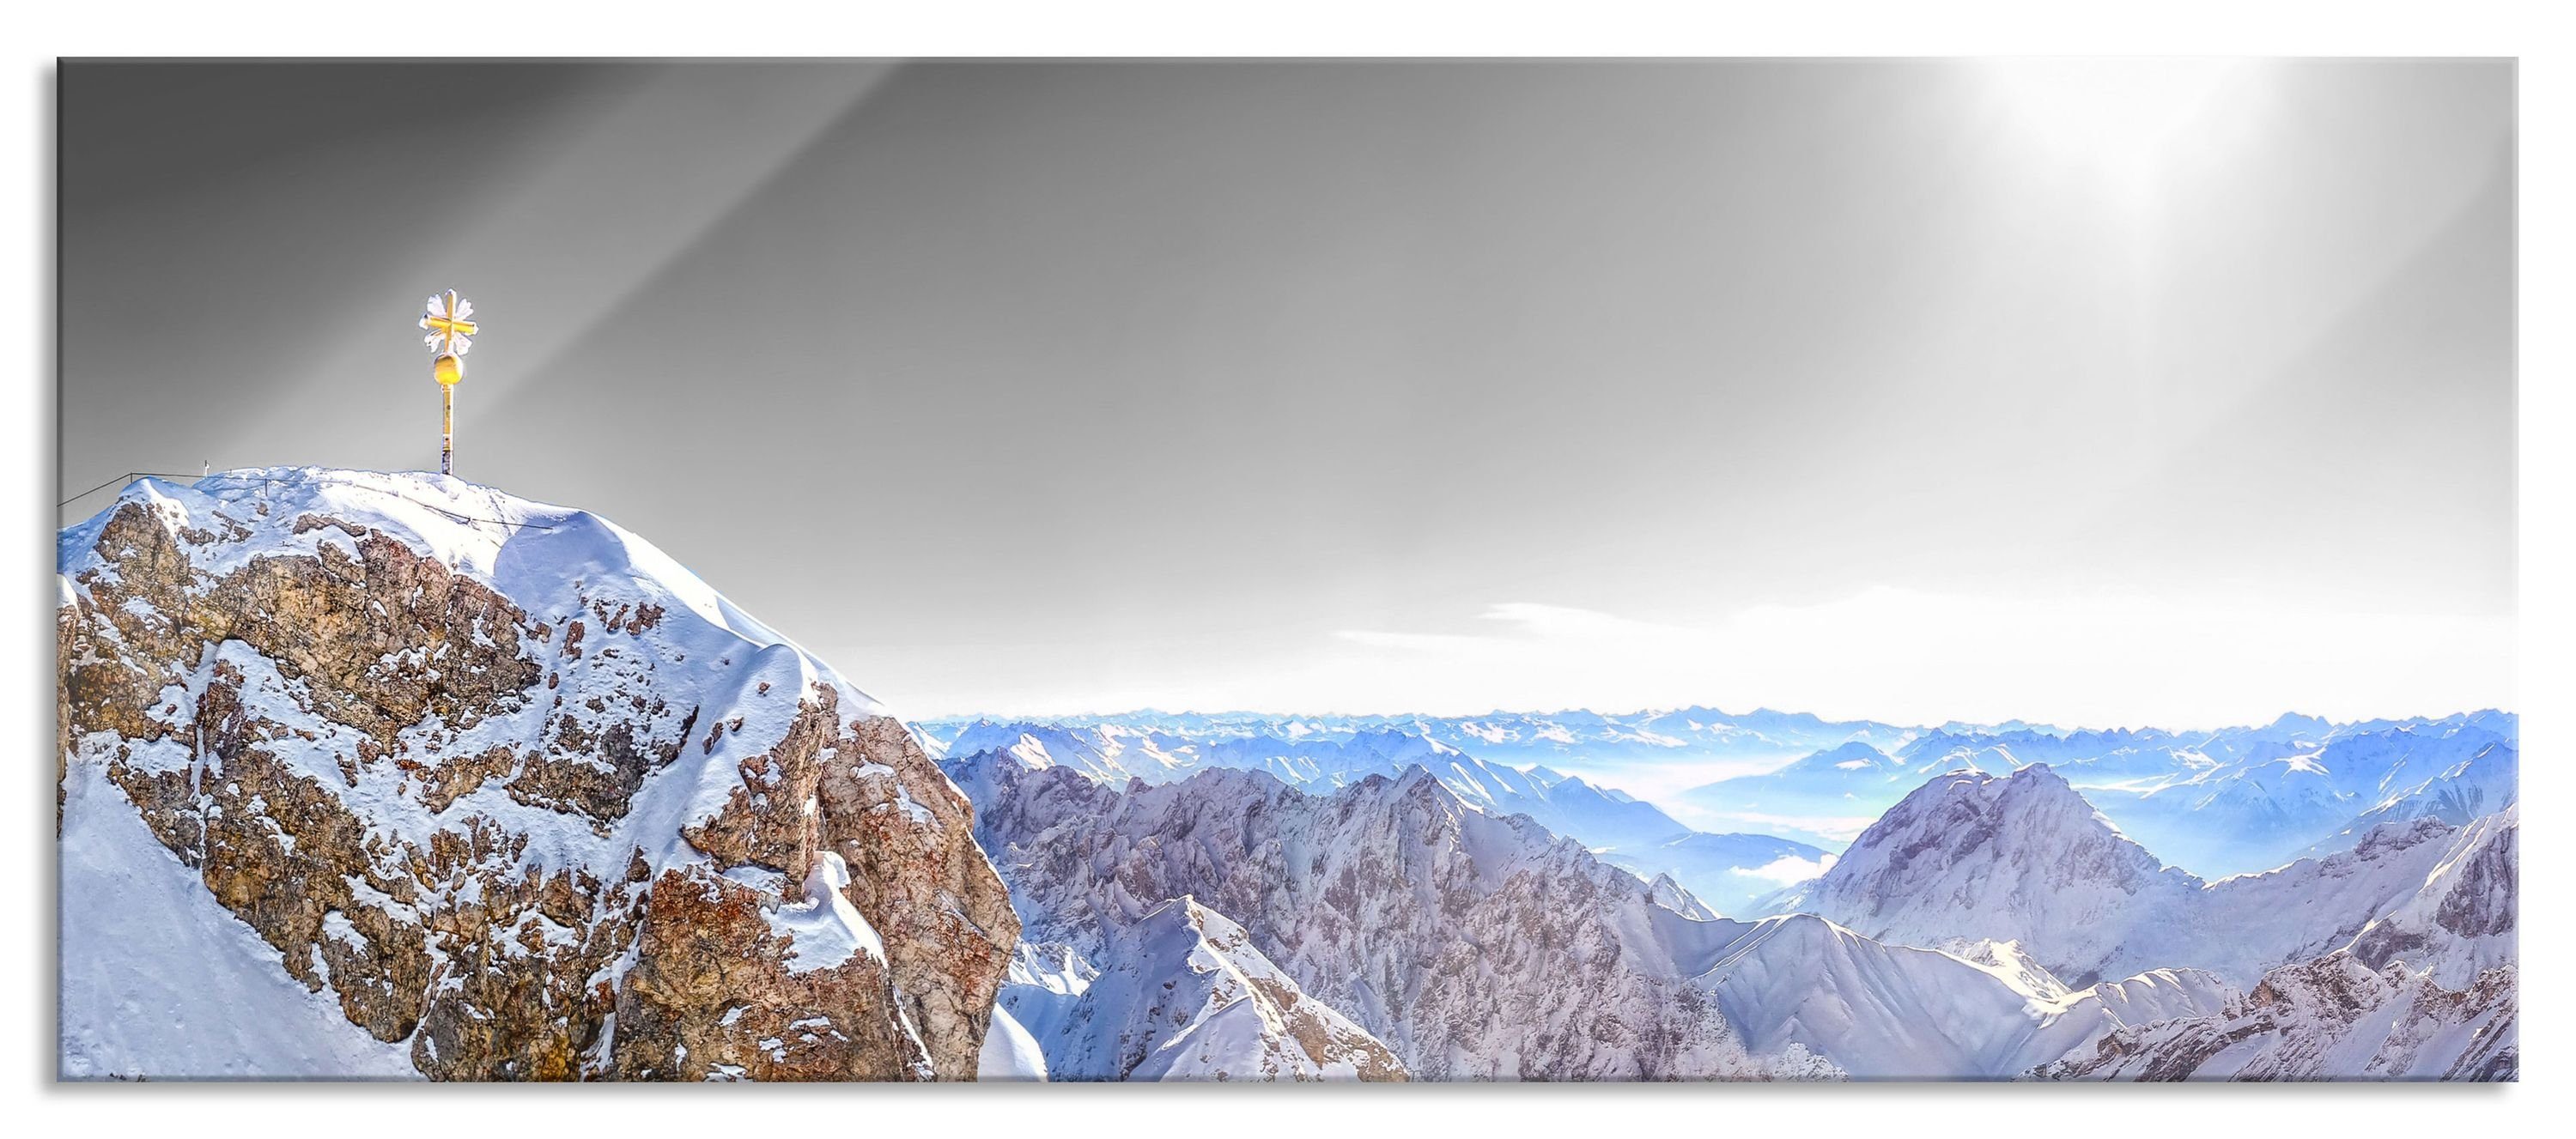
[611,869,928,1081]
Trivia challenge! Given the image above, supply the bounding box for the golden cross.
[423,289,478,355]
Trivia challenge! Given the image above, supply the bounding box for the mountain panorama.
[57,470,2518,1081]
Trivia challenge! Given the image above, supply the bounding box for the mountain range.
[920,702,2513,901]
[946,737,2513,1079]
[1686,713,2516,875]
[57,470,2515,1081]
[927,716,1824,915]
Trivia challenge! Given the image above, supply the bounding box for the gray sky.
[59,60,2514,727]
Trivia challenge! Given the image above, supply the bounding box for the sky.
[58,60,2514,728]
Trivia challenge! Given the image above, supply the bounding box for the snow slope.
[975,1007,1048,1081]
[1683,915,2233,1079]
[58,759,421,1080]
[1001,897,1405,1081]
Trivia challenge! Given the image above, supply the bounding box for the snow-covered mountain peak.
[1805,765,2196,984]
[1846,764,2172,878]
[58,469,1014,1080]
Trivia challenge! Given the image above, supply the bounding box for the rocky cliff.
[58,469,1018,1081]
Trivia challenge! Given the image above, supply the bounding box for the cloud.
[1730,853,1841,885]
[1703,813,1885,845]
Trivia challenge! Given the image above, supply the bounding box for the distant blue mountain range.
[914,706,2516,899]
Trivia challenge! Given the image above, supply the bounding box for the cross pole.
[419,290,478,476]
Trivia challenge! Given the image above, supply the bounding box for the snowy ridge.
[2036,955,2516,1081]
[2342,806,2518,989]
[58,467,870,716]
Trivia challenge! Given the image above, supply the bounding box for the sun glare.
[1973,58,2268,191]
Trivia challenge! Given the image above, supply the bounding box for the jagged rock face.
[2433,821,2516,939]
[2342,808,2518,989]
[1003,897,1406,1081]
[58,472,1017,1081]
[955,755,1791,1081]
[2033,954,2517,1081]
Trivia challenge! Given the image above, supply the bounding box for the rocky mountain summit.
[58,469,1018,1080]
[1802,764,2494,989]
[1802,766,2198,985]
